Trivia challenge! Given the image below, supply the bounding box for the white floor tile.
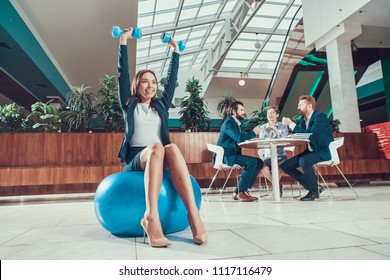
[3,224,110,246]
[242,247,390,260]
[4,239,136,260]
[232,224,376,254]
[136,229,267,260]
[1,185,390,260]
[360,243,390,257]
[318,219,390,243]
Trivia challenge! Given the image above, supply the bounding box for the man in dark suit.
[281,95,334,201]
[217,101,263,202]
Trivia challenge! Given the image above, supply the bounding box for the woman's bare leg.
[262,165,272,183]
[139,143,169,243]
[164,144,206,240]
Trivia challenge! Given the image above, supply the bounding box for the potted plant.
[216,92,236,120]
[178,76,210,132]
[242,98,269,130]
[25,101,63,132]
[0,103,30,132]
[96,75,124,132]
[61,85,97,132]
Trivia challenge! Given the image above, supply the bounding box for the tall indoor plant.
[61,85,97,132]
[216,92,236,120]
[96,75,124,132]
[179,76,210,132]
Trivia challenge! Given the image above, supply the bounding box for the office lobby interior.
[1,0,390,261]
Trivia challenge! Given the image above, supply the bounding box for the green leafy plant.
[61,85,97,132]
[241,98,269,130]
[216,92,236,120]
[96,75,124,132]
[178,76,211,132]
[0,103,29,132]
[25,101,62,132]
[328,115,341,133]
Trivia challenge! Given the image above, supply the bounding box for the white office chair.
[315,137,359,199]
[204,144,242,197]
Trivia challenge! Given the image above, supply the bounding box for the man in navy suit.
[217,101,263,202]
[281,95,334,201]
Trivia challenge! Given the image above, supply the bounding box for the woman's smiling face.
[138,72,158,103]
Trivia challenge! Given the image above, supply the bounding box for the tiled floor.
[1,184,390,260]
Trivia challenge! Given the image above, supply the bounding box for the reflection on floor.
[1,184,390,260]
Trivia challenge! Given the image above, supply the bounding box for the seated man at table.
[281,95,334,201]
[258,106,289,197]
[216,100,263,202]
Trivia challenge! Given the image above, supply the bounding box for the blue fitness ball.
[94,171,202,237]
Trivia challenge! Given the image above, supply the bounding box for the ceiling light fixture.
[239,72,248,86]
[254,32,261,49]
[351,40,358,52]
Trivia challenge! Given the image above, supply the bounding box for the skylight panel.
[183,0,203,7]
[263,42,284,51]
[187,38,203,47]
[231,39,258,49]
[285,5,301,18]
[198,3,220,17]
[136,49,149,59]
[136,40,150,50]
[269,34,285,42]
[156,0,180,11]
[239,33,267,41]
[221,0,238,15]
[257,51,280,60]
[154,11,176,26]
[180,55,195,62]
[256,61,277,69]
[277,18,299,30]
[138,15,153,27]
[247,16,279,29]
[179,7,199,23]
[226,50,257,60]
[204,34,218,45]
[138,0,156,14]
[221,59,251,68]
[259,3,287,16]
[147,61,163,70]
[209,23,224,35]
[188,29,208,39]
[149,46,167,56]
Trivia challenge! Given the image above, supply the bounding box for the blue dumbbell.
[111,26,142,40]
[160,32,186,52]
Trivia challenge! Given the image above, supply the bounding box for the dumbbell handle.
[111,26,141,40]
[160,32,186,52]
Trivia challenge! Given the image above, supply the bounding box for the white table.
[239,138,309,202]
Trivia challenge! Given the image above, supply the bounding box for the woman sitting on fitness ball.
[117,27,207,247]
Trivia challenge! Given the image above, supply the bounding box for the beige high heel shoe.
[188,215,208,245]
[140,218,171,248]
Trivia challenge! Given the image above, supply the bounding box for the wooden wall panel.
[0,132,389,195]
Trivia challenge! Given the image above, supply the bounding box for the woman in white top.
[117,28,207,248]
[259,107,289,197]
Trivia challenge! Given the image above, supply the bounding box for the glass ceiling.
[136,0,302,86]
